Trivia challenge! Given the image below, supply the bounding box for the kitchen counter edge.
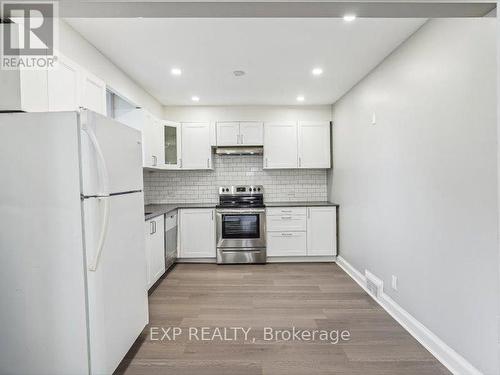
[144,203,216,220]
[145,201,339,221]
[264,201,339,208]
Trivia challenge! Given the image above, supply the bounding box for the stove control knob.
[257,187,261,191]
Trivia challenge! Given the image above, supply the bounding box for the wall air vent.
[365,270,384,298]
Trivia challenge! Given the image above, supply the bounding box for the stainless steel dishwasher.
[165,211,177,270]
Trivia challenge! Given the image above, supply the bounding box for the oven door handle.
[219,250,264,254]
[216,209,265,214]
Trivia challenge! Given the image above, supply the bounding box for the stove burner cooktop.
[217,185,264,209]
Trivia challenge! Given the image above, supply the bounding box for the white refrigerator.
[0,110,149,375]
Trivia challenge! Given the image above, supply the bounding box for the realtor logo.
[1,1,58,69]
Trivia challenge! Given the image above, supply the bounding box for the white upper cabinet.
[216,122,240,146]
[80,69,106,115]
[143,113,165,168]
[48,54,80,112]
[163,121,182,169]
[263,121,298,169]
[181,122,212,169]
[216,121,263,146]
[1,47,107,116]
[0,68,49,112]
[0,24,48,112]
[239,122,263,145]
[298,121,331,168]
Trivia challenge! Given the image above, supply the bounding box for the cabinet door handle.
[150,221,154,235]
[299,157,302,168]
[281,216,292,220]
[265,158,268,168]
[281,233,293,236]
[152,155,157,166]
[308,208,310,219]
[207,158,210,168]
[211,210,214,220]
[179,158,182,168]
[241,134,244,144]
[281,209,292,213]
[237,134,240,144]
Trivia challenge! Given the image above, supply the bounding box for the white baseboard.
[177,256,336,264]
[267,256,336,263]
[336,256,482,375]
[177,258,216,263]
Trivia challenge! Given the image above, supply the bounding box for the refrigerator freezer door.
[83,192,148,374]
[80,110,143,196]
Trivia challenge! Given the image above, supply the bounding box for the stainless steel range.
[216,185,266,264]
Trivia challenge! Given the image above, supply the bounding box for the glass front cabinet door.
[163,121,182,169]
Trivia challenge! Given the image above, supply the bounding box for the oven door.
[216,208,266,249]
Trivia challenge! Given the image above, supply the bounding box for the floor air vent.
[365,270,383,298]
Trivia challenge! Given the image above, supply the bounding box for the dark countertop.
[144,203,216,220]
[145,201,338,220]
[265,201,339,207]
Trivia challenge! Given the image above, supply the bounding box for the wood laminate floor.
[115,263,450,375]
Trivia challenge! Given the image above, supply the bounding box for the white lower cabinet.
[145,216,165,289]
[306,207,337,256]
[178,209,215,258]
[267,232,307,256]
[266,206,337,257]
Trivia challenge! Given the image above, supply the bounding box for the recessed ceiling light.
[296,95,305,102]
[171,68,182,76]
[191,96,200,102]
[343,14,356,22]
[312,68,323,76]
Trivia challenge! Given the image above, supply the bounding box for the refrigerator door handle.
[83,124,111,272]
[82,125,110,197]
[88,196,110,272]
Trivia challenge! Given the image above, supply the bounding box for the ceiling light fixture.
[191,96,200,102]
[343,14,356,22]
[312,68,323,76]
[171,68,182,76]
[296,95,305,102]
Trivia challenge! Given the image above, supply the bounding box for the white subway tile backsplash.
[144,155,327,204]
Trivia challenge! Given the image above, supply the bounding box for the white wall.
[330,19,498,374]
[59,20,163,117]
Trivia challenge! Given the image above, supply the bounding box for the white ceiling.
[66,18,426,106]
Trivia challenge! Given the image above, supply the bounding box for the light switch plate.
[391,275,398,291]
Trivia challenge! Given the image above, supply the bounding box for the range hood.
[215,146,263,156]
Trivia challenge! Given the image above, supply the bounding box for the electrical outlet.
[391,275,398,291]
[371,112,377,125]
